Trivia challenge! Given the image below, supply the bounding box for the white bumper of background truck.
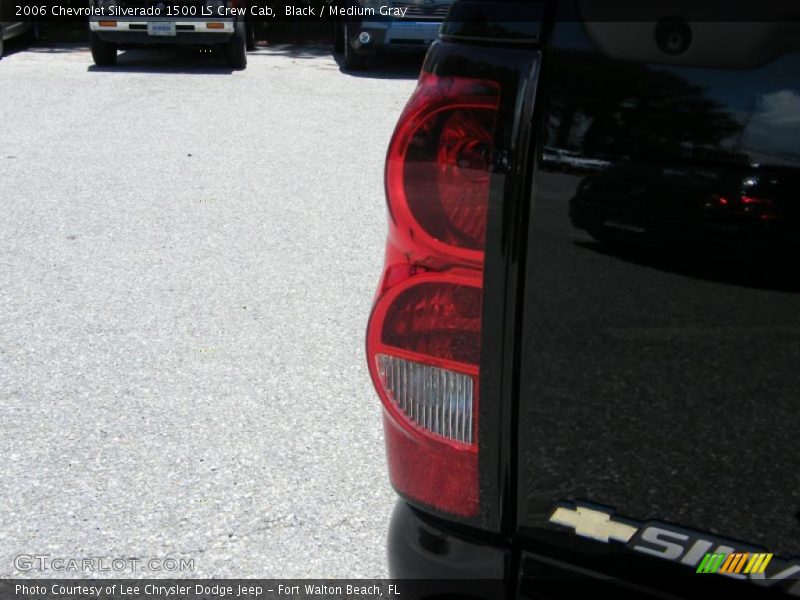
[90,19,235,34]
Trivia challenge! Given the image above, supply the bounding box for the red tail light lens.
[386,73,500,265]
[367,73,500,517]
[381,280,482,365]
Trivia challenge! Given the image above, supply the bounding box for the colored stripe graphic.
[697,553,727,573]
[744,553,773,574]
[697,552,773,574]
[721,553,748,574]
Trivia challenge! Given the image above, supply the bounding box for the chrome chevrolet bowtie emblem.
[549,502,638,544]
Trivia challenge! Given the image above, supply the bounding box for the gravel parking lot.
[0,43,420,578]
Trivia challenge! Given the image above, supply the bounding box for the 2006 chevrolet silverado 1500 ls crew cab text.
[366,1,800,597]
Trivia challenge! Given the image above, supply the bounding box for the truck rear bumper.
[387,501,509,598]
[90,18,234,44]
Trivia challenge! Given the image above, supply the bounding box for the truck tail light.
[705,194,779,221]
[367,73,500,517]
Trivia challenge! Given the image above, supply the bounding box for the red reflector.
[383,412,478,516]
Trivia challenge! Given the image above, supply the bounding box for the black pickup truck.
[366,1,800,597]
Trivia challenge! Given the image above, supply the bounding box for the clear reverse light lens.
[377,354,474,445]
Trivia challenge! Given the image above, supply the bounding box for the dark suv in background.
[333,0,454,70]
[366,0,800,597]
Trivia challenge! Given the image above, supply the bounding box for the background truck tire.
[333,22,344,53]
[0,28,4,60]
[90,32,117,66]
[245,21,256,51]
[225,20,247,70]
[25,22,40,44]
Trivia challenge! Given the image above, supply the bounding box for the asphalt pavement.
[0,42,421,578]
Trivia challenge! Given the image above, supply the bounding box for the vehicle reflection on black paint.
[563,161,800,289]
[534,42,800,291]
[541,146,610,173]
